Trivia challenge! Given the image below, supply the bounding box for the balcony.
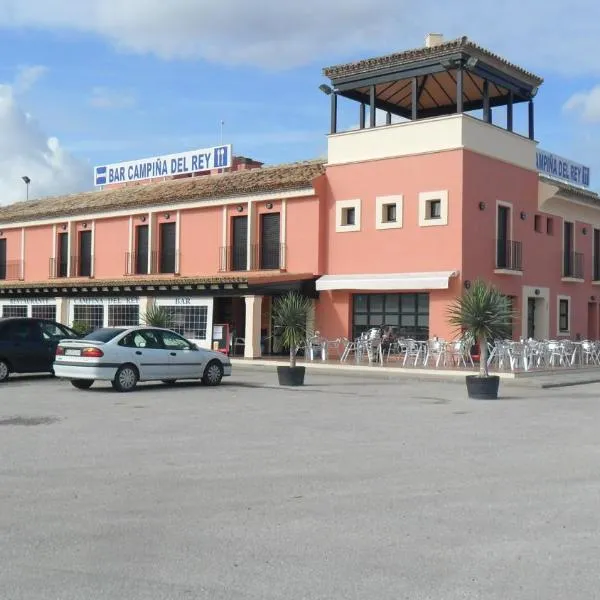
[219,244,287,272]
[495,239,522,273]
[125,250,179,275]
[0,260,24,281]
[563,251,584,280]
[49,256,94,278]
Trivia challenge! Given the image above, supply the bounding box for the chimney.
[425,33,444,48]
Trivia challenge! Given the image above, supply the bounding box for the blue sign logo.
[95,165,107,186]
[214,145,229,168]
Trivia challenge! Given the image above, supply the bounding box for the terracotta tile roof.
[0,272,317,291]
[323,36,543,87]
[0,160,326,225]
[539,175,600,204]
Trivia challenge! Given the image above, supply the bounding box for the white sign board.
[94,145,232,186]
[536,149,590,188]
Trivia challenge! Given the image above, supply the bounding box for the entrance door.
[159,222,176,273]
[58,232,69,277]
[0,238,6,280]
[527,298,536,339]
[135,225,149,275]
[497,205,510,268]
[260,213,280,270]
[232,216,248,271]
[78,230,92,277]
[588,303,598,340]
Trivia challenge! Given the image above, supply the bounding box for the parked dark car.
[0,318,80,382]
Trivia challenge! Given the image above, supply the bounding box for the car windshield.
[83,328,127,342]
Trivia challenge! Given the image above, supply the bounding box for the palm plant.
[272,292,312,368]
[142,304,174,329]
[447,280,514,377]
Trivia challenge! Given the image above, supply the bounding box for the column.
[456,66,464,113]
[244,295,263,358]
[330,92,338,134]
[138,296,153,324]
[55,297,69,325]
[483,79,491,123]
[507,92,514,132]
[411,76,418,120]
[369,85,376,128]
[359,103,366,129]
[306,299,317,335]
[528,100,535,140]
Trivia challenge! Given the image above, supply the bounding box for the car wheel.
[71,379,94,390]
[161,379,177,385]
[112,364,139,393]
[202,360,224,386]
[0,359,9,382]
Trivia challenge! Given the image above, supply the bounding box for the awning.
[315,271,458,291]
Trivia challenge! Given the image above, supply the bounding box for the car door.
[159,330,205,379]
[119,330,171,381]
[1,320,47,373]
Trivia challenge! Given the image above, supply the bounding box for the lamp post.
[22,176,31,201]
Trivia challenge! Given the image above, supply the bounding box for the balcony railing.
[219,246,249,272]
[49,256,94,278]
[252,243,286,271]
[496,239,522,271]
[219,244,287,272]
[563,251,584,279]
[125,252,150,276]
[594,261,600,282]
[0,260,24,281]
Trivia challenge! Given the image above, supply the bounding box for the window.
[558,298,570,334]
[40,321,73,342]
[428,200,441,219]
[534,214,542,233]
[375,195,403,230]
[2,305,27,318]
[120,330,162,349]
[84,328,127,342]
[419,191,448,226]
[335,199,361,232]
[162,306,208,340]
[1,320,42,343]
[32,305,57,321]
[352,293,429,340]
[73,305,104,332]
[160,330,193,350]
[547,217,554,235]
[108,305,140,327]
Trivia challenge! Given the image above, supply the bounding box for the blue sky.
[0,0,599,203]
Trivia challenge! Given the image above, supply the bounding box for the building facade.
[1,34,599,354]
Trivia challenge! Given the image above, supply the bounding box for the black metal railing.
[219,244,287,272]
[496,239,522,271]
[49,257,68,278]
[155,249,179,274]
[0,260,24,281]
[70,255,94,278]
[252,243,286,270]
[125,252,150,275]
[563,251,584,279]
[219,246,248,272]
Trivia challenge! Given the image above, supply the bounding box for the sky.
[0,0,599,204]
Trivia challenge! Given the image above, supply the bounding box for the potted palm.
[142,304,174,328]
[272,291,312,386]
[447,280,514,399]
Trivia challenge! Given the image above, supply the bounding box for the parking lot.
[2,369,600,599]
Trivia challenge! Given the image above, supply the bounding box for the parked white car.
[54,326,232,392]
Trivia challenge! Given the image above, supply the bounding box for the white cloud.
[90,86,136,109]
[14,65,47,93]
[0,81,88,205]
[0,0,599,74]
[563,86,600,123]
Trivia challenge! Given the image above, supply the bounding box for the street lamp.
[22,176,31,201]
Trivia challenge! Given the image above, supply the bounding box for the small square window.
[343,207,355,226]
[427,200,442,220]
[384,204,397,223]
[534,214,542,233]
[547,217,554,235]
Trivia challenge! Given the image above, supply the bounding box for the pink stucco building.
[0,34,598,355]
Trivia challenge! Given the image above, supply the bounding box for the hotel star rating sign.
[94,145,233,186]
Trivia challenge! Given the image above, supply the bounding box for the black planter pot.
[277,366,306,386]
[465,375,500,400]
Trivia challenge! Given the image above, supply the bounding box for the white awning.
[315,271,458,291]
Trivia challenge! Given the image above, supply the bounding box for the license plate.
[65,349,81,356]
